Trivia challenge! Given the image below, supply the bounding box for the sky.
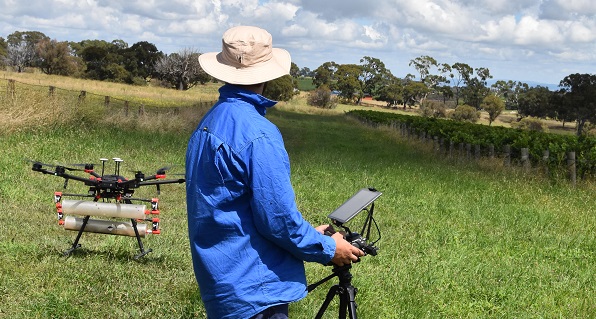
[1,0,595,86]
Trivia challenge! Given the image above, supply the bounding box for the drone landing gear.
[308,264,359,319]
[131,219,152,260]
[63,216,152,259]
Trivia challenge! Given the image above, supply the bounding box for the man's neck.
[234,83,265,95]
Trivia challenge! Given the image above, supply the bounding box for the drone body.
[31,157,185,259]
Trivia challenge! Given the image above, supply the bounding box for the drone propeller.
[26,159,79,171]
[169,173,185,177]
[25,158,54,168]
[155,166,172,175]
[68,163,97,170]
[55,164,86,172]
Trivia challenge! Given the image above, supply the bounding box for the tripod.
[308,264,359,319]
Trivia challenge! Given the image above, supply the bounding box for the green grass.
[1,99,596,318]
[296,77,316,91]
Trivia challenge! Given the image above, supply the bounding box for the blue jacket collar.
[219,84,277,116]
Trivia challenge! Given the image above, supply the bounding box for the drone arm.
[56,172,97,186]
[32,166,58,176]
[138,178,185,186]
[32,166,97,186]
[87,170,102,178]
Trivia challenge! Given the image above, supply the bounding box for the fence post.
[78,91,86,104]
[521,148,530,171]
[488,144,495,159]
[458,143,464,159]
[49,86,55,97]
[449,140,454,159]
[466,143,472,160]
[104,96,110,107]
[475,144,481,160]
[542,150,550,177]
[7,79,15,98]
[503,145,511,166]
[568,151,576,186]
[124,101,129,117]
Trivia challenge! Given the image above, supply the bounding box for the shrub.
[418,100,447,118]
[307,86,337,109]
[450,104,480,123]
[481,94,505,125]
[513,117,549,132]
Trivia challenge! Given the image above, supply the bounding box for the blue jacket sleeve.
[245,133,335,264]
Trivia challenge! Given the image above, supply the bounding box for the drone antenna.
[99,158,108,176]
[113,158,123,175]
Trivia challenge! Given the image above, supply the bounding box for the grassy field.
[1,73,595,318]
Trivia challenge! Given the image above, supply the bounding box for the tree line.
[0,30,209,90]
[1,30,595,136]
[306,56,596,136]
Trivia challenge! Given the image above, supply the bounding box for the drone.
[30,157,185,259]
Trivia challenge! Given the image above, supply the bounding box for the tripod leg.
[339,288,348,318]
[345,286,358,319]
[315,285,340,319]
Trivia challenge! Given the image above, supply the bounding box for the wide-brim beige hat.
[199,26,291,85]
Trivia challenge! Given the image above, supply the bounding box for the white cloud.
[0,0,594,84]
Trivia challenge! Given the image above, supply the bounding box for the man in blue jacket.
[186,26,364,319]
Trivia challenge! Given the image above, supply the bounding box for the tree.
[359,56,390,104]
[492,80,530,110]
[121,41,163,82]
[517,86,552,119]
[334,64,362,103]
[75,39,130,81]
[402,80,429,109]
[6,31,49,70]
[289,62,300,78]
[438,84,454,104]
[461,67,492,109]
[35,38,81,76]
[5,42,29,72]
[263,75,296,101]
[376,74,403,107]
[450,62,473,105]
[559,73,596,135]
[0,37,7,66]
[409,55,437,83]
[481,94,505,125]
[409,56,450,103]
[549,89,575,128]
[313,61,338,88]
[154,48,209,90]
[462,77,489,109]
[299,67,312,77]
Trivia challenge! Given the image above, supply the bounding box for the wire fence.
[1,78,216,117]
[353,116,590,186]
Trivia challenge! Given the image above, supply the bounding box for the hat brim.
[199,48,291,85]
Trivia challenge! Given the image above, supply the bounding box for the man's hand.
[315,224,330,234]
[330,232,364,266]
